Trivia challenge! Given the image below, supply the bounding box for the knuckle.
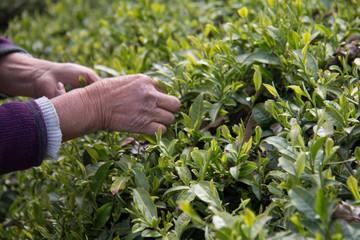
[135,74,155,84]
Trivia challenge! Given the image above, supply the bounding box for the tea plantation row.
[1,0,360,239]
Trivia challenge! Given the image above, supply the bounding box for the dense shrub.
[1,0,360,239]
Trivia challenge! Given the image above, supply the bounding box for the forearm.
[50,85,101,142]
[0,53,52,98]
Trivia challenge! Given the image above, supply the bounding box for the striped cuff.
[0,46,29,58]
[35,97,62,159]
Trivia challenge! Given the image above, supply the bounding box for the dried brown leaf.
[333,201,360,223]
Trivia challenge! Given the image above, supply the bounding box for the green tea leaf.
[288,30,301,49]
[313,121,334,137]
[238,7,248,18]
[221,125,232,141]
[177,200,205,225]
[193,181,221,208]
[325,106,346,128]
[110,175,131,195]
[315,189,327,221]
[239,162,257,177]
[295,152,306,178]
[253,103,275,128]
[251,215,272,239]
[133,188,158,222]
[190,93,204,130]
[237,51,281,65]
[310,136,327,160]
[78,75,88,87]
[263,83,280,99]
[94,202,113,229]
[176,165,192,185]
[164,186,191,197]
[289,187,316,219]
[253,68,262,91]
[288,85,305,96]
[242,208,255,226]
[302,32,311,45]
[93,144,109,161]
[90,161,112,198]
[141,229,162,238]
[265,136,296,161]
[94,64,120,76]
[266,26,286,49]
[279,157,296,176]
[132,169,149,192]
[191,150,204,168]
[347,176,360,201]
[209,102,222,124]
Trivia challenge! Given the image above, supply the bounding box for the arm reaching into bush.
[0,37,181,174]
[51,74,181,141]
[0,53,100,98]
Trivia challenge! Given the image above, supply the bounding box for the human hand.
[0,53,100,98]
[51,74,181,140]
[95,74,181,135]
[33,62,100,98]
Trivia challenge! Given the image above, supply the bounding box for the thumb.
[55,82,66,96]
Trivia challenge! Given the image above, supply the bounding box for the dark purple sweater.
[0,36,47,174]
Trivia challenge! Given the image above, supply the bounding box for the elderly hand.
[51,74,181,141]
[32,62,100,98]
[0,53,100,98]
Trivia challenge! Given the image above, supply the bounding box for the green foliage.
[2,0,360,239]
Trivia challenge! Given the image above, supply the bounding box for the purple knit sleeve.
[0,100,48,174]
[0,36,28,57]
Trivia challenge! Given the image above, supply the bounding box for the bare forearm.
[50,87,100,142]
[0,53,50,97]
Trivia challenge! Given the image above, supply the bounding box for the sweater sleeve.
[0,36,28,57]
[0,100,48,174]
[35,97,62,159]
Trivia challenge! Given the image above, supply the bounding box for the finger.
[156,93,181,113]
[59,65,100,87]
[142,122,167,136]
[152,108,175,126]
[55,82,66,96]
[85,70,101,84]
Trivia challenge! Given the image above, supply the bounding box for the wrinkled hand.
[51,74,181,140]
[0,53,100,98]
[33,62,100,98]
[95,74,181,135]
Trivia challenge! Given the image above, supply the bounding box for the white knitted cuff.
[35,96,62,159]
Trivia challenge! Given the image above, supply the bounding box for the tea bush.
[1,0,360,239]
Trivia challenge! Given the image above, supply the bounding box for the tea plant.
[1,0,360,239]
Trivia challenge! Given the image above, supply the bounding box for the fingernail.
[57,82,64,90]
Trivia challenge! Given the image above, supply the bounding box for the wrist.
[82,81,105,131]
[50,83,103,141]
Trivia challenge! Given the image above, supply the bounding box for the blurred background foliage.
[0,0,48,30]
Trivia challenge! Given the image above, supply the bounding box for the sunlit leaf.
[193,181,221,208]
[94,202,113,228]
[289,187,316,219]
[347,176,360,201]
[133,188,158,222]
[90,161,112,198]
